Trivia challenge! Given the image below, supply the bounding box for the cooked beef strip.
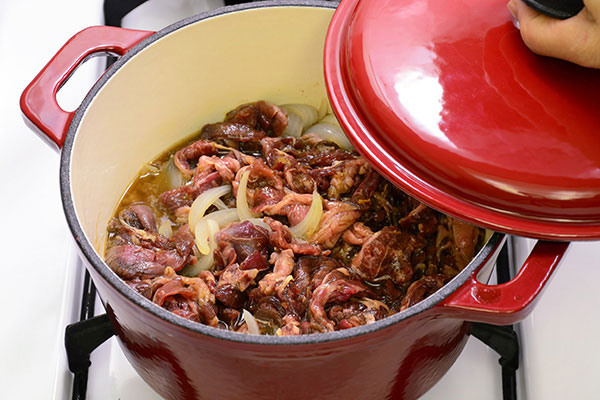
[105,100,484,335]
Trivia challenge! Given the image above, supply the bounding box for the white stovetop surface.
[2,0,600,399]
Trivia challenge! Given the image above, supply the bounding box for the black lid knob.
[522,0,584,19]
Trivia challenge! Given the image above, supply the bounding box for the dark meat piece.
[264,217,323,256]
[327,159,369,200]
[174,139,218,177]
[225,100,287,136]
[148,268,218,325]
[400,275,446,310]
[234,160,286,209]
[201,122,266,142]
[309,268,368,332]
[399,203,439,237]
[106,224,196,280]
[342,222,374,246]
[247,292,287,328]
[215,263,260,308]
[351,169,381,210]
[160,186,192,211]
[119,204,158,234]
[171,224,196,264]
[105,245,166,280]
[188,170,222,199]
[125,279,152,299]
[219,307,241,327]
[328,298,389,329]
[284,166,316,193]
[294,256,342,299]
[213,221,270,270]
[258,249,295,297]
[350,227,416,285]
[310,201,362,249]
[450,218,481,269]
[255,192,313,226]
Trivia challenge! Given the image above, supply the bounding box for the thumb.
[507,0,600,67]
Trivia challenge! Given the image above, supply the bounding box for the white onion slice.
[304,122,353,151]
[194,219,212,255]
[188,185,231,231]
[185,219,220,275]
[281,104,319,130]
[237,170,260,221]
[166,156,185,188]
[203,208,240,229]
[242,309,261,335]
[213,198,228,210]
[290,190,323,239]
[158,217,173,238]
[319,113,341,127]
[281,111,303,137]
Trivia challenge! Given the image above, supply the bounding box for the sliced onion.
[281,111,303,137]
[290,189,323,239]
[158,217,173,238]
[281,104,319,130]
[188,185,232,231]
[194,219,212,255]
[213,198,228,210]
[184,219,220,275]
[304,122,353,151]
[242,309,261,335]
[166,156,185,188]
[203,208,240,229]
[237,170,260,221]
[319,113,341,127]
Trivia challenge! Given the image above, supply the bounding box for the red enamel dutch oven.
[20,1,576,399]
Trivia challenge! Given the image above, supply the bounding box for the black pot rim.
[59,0,505,346]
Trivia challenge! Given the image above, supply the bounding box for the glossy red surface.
[325,0,600,239]
[440,241,568,324]
[20,26,153,150]
[90,262,472,400]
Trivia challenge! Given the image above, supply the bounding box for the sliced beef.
[225,100,287,136]
[308,268,368,332]
[350,227,416,285]
[264,217,323,256]
[310,201,362,249]
[174,139,218,177]
[201,122,266,142]
[400,275,446,310]
[213,221,270,270]
[342,222,374,246]
[105,245,166,280]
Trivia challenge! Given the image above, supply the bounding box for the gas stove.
[4,1,600,399]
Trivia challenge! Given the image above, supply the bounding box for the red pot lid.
[324,0,600,240]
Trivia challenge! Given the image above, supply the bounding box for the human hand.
[507,0,600,68]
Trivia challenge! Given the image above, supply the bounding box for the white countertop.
[2,1,600,399]
[0,1,104,398]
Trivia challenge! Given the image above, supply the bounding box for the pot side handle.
[19,26,154,151]
[439,240,569,325]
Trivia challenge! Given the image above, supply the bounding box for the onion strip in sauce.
[290,189,323,239]
[188,185,232,231]
[237,169,260,221]
[242,309,261,335]
[304,121,353,151]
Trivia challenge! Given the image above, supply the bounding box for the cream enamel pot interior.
[20,2,568,399]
